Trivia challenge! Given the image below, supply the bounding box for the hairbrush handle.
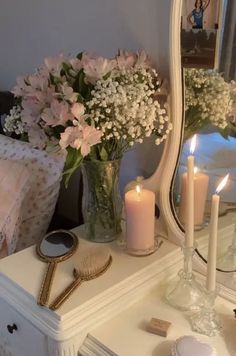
[49,277,82,311]
[38,261,57,306]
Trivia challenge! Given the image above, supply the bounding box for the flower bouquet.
[4,50,171,242]
[184,68,236,140]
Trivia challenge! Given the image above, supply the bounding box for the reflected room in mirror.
[173,0,236,272]
[181,0,220,68]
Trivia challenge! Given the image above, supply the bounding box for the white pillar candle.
[125,186,155,251]
[179,169,209,226]
[206,173,229,292]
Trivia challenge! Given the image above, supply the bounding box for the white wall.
[1,0,172,222]
[0,0,171,89]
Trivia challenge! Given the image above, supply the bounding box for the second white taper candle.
[185,155,194,248]
[206,194,220,292]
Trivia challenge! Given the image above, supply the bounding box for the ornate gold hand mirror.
[36,229,79,306]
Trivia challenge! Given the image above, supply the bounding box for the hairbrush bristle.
[76,246,111,279]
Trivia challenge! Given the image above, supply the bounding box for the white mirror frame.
[142,0,184,244]
[143,0,236,303]
[142,0,183,202]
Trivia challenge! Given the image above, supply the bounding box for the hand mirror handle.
[36,229,79,307]
[38,261,57,306]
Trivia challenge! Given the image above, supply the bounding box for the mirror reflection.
[38,230,77,258]
[173,0,236,272]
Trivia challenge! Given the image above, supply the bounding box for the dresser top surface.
[0,226,179,319]
[91,285,236,356]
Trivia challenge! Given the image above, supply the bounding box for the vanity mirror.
[155,0,236,300]
[174,0,236,272]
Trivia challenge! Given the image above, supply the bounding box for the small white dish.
[171,336,217,356]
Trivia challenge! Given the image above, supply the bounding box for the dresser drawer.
[0,297,47,356]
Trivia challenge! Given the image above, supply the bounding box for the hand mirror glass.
[36,229,79,306]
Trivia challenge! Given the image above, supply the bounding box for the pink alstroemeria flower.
[60,125,102,157]
[82,53,116,84]
[33,87,55,105]
[59,126,77,150]
[28,125,48,149]
[75,125,103,156]
[136,50,151,67]
[69,58,82,72]
[44,53,64,76]
[59,83,78,103]
[71,102,85,120]
[116,50,149,69]
[12,76,29,97]
[116,50,137,69]
[41,99,72,127]
[27,73,49,93]
[21,98,43,125]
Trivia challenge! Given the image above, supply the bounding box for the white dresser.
[0,226,235,356]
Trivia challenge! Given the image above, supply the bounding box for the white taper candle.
[206,173,229,292]
[206,194,220,292]
[185,155,194,248]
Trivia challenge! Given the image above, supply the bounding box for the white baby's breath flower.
[4,105,26,135]
[185,68,235,133]
[86,64,171,148]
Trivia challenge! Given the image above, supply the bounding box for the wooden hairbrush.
[49,246,112,310]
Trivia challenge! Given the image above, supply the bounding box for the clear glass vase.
[81,159,122,243]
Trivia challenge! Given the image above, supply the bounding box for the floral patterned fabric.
[0,160,30,254]
[0,135,65,254]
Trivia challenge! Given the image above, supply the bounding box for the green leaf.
[217,127,230,140]
[76,52,83,60]
[78,70,86,93]
[51,125,66,138]
[73,69,86,97]
[62,62,72,73]
[103,72,111,81]
[72,69,93,100]
[99,146,109,161]
[49,73,61,86]
[88,146,98,160]
[77,93,84,103]
[63,147,83,187]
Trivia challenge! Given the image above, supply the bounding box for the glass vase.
[81,159,122,243]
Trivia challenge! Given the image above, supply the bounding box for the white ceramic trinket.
[171,336,217,356]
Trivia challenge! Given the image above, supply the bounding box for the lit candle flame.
[190,134,197,155]
[215,173,229,194]
[194,166,199,174]
[136,185,142,194]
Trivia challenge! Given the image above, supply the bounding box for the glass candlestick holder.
[190,288,222,336]
[165,243,203,311]
[217,244,236,270]
[217,224,236,270]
